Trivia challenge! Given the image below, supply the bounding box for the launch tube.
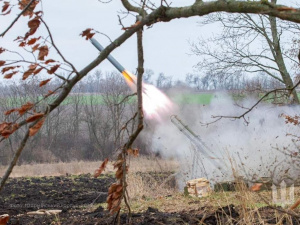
[90,38,125,73]
[90,38,135,84]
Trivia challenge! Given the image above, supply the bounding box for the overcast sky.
[1,0,297,81]
[1,0,221,81]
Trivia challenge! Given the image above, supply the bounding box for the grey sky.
[41,0,213,80]
[1,0,297,81]
[1,0,220,81]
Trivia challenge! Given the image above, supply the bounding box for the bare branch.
[121,0,147,16]
[206,78,300,125]
[0,129,30,191]
[40,18,79,75]
[95,31,113,43]
[115,92,137,106]
[0,0,36,37]
[0,113,47,192]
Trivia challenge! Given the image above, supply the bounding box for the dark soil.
[0,174,114,213]
[0,173,300,225]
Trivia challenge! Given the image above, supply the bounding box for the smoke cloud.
[144,91,300,188]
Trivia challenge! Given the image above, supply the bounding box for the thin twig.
[115,93,137,106]
[116,112,138,143]
[0,126,31,191]
[0,0,36,37]
[204,79,300,126]
[118,15,126,30]
[95,31,113,43]
[0,82,65,145]
[98,0,113,3]
[40,18,79,75]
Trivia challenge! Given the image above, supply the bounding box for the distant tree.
[143,69,154,84]
[156,72,172,89]
[192,0,300,103]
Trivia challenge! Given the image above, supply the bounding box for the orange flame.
[122,70,174,120]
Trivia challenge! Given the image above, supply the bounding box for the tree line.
[0,67,292,165]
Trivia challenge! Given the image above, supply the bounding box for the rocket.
[90,38,135,84]
[90,37,174,119]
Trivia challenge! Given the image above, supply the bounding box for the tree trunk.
[269,0,299,104]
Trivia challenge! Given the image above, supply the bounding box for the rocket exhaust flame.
[122,70,136,85]
[122,70,174,119]
[90,38,174,119]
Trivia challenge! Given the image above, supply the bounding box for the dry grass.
[1,156,300,224]
[0,156,179,178]
[127,172,177,200]
[125,168,300,225]
[125,176,300,225]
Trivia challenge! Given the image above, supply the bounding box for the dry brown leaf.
[47,65,60,74]
[18,102,34,115]
[27,37,40,45]
[26,113,44,123]
[94,158,109,178]
[112,191,122,200]
[32,43,40,52]
[106,194,113,205]
[122,21,141,30]
[113,159,124,169]
[22,64,37,80]
[39,78,51,87]
[4,109,17,115]
[115,169,123,179]
[19,0,39,17]
[2,2,9,13]
[28,17,40,30]
[24,17,40,39]
[127,148,139,157]
[110,200,121,213]
[2,66,18,73]
[33,67,43,75]
[0,214,9,225]
[19,41,26,47]
[0,61,5,67]
[45,90,54,97]
[250,183,263,192]
[0,122,11,133]
[116,185,122,193]
[4,71,18,79]
[80,28,95,40]
[1,8,11,15]
[30,63,38,70]
[29,118,45,136]
[45,59,55,64]
[108,183,119,194]
[1,123,19,138]
[38,45,48,60]
[110,205,121,214]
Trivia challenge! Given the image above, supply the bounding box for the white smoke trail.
[145,91,300,188]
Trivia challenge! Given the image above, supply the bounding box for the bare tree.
[156,72,172,89]
[192,0,300,103]
[143,69,154,84]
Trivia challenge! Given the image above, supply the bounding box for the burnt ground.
[0,173,299,225]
